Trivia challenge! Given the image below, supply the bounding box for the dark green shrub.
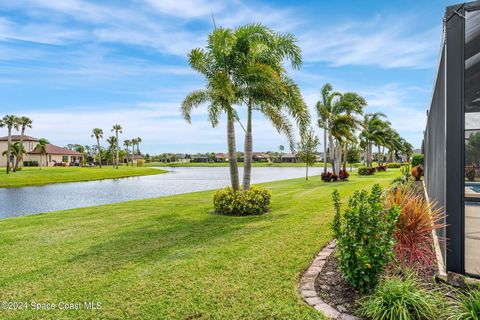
[332,184,400,292]
[358,166,376,175]
[386,162,403,168]
[213,186,271,216]
[358,275,442,320]
[23,161,39,167]
[448,289,480,320]
[411,154,424,167]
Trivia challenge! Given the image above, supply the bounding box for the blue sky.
[0,0,452,153]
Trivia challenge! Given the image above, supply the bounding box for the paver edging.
[298,240,360,320]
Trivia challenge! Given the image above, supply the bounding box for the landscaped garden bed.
[304,171,480,319]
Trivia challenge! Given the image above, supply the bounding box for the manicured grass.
[0,170,400,319]
[0,166,167,188]
[146,161,369,168]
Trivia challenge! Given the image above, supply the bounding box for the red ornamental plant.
[321,171,333,182]
[331,173,338,182]
[376,165,387,172]
[385,187,446,271]
[339,170,349,181]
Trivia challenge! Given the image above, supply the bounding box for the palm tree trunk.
[96,139,102,168]
[343,142,347,172]
[323,128,327,173]
[328,134,335,171]
[378,145,381,166]
[243,102,253,190]
[14,128,25,171]
[6,128,12,174]
[115,133,119,169]
[367,142,372,168]
[227,111,240,191]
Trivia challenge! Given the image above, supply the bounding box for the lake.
[0,166,323,218]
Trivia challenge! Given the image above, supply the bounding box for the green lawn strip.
[0,166,167,188]
[0,170,399,319]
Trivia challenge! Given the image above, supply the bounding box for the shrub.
[447,289,480,320]
[466,166,476,181]
[332,185,400,292]
[136,159,145,167]
[400,164,411,180]
[339,170,349,181]
[23,161,39,167]
[376,165,387,171]
[386,162,403,168]
[331,173,338,182]
[385,186,446,271]
[358,166,376,175]
[321,171,333,182]
[213,186,271,216]
[411,165,424,181]
[358,275,442,320]
[411,154,424,167]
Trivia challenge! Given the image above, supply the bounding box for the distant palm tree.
[37,138,49,169]
[279,145,285,162]
[123,139,131,166]
[91,128,103,168]
[316,84,342,173]
[2,142,26,170]
[106,136,117,168]
[111,125,122,169]
[0,115,19,174]
[360,113,389,168]
[15,116,32,171]
[134,137,142,166]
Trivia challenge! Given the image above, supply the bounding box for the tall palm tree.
[91,128,103,168]
[316,84,342,173]
[3,142,26,169]
[0,115,19,174]
[106,136,117,168]
[359,113,389,168]
[111,124,122,169]
[233,24,310,190]
[335,92,366,171]
[37,138,49,169]
[124,139,131,166]
[182,27,242,191]
[134,137,142,167]
[15,116,32,171]
[329,113,360,174]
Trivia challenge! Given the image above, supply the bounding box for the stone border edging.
[299,240,359,320]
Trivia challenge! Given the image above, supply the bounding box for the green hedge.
[23,161,39,167]
[411,154,424,167]
[358,167,376,175]
[213,186,271,216]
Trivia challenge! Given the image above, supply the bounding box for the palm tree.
[91,128,103,168]
[336,92,366,171]
[37,138,49,169]
[0,115,19,174]
[106,136,117,168]
[111,125,122,169]
[2,142,26,170]
[316,84,342,173]
[14,116,32,171]
[279,145,285,162]
[233,24,310,190]
[134,137,142,167]
[329,113,360,175]
[359,113,389,168]
[181,27,242,191]
[124,139,131,166]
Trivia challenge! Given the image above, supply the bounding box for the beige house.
[0,135,83,167]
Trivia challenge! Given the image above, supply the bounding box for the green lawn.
[146,161,369,168]
[0,166,167,188]
[0,170,400,319]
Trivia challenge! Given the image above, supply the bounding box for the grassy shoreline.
[0,166,167,188]
[145,161,369,168]
[0,170,400,319]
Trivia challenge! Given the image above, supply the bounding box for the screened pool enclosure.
[424,1,480,277]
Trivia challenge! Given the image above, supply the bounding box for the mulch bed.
[314,252,361,315]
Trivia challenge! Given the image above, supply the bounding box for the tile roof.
[0,135,39,142]
[28,144,83,156]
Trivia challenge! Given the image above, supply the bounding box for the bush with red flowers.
[339,170,350,181]
[376,165,387,172]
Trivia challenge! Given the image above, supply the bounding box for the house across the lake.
[0,135,83,167]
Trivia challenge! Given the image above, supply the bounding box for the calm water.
[0,167,323,218]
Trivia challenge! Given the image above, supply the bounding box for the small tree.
[297,128,320,180]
